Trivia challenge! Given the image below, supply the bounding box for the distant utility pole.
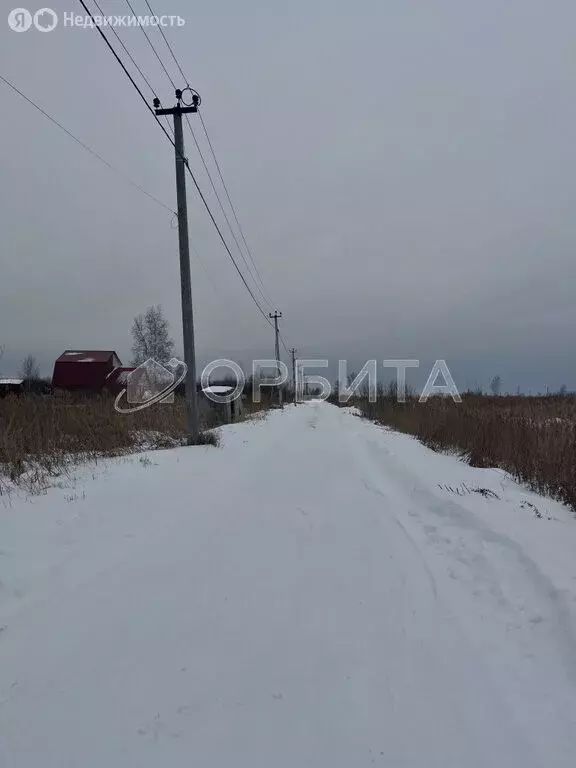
[154,88,200,443]
[269,311,283,407]
[290,348,297,404]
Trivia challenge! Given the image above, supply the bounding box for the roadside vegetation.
[0,391,272,494]
[0,314,279,493]
[353,390,576,511]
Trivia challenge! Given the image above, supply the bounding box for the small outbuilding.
[52,350,121,392]
[0,378,24,396]
[198,385,244,424]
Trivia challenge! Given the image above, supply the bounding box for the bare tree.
[20,354,40,380]
[131,305,175,366]
[490,375,502,397]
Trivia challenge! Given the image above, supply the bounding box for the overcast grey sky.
[1,0,575,392]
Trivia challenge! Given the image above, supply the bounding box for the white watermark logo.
[8,8,185,31]
[8,7,57,31]
[8,8,32,31]
[114,358,187,414]
[198,359,462,405]
[8,6,57,30]
[34,7,57,31]
[111,357,462,415]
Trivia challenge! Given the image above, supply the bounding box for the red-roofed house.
[52,350,121,392]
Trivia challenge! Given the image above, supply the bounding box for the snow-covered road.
[2,401,576,767]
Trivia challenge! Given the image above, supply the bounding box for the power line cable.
[0,72,174,215]
[197,109,270,294]
[76,0,275,329]
[92,0,174,138]
[143,0,187,82]
[127,0,274,308]
[184,113,275,310]
[117,0,274,314]
[124,0,177,88]
[94,0,155,95]
[78,0,283,334]
[77,0,175,143]
[184,154,275,327]
[139,0,275,306]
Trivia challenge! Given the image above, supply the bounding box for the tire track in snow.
[359,475,438,603]
[342,407,576,685]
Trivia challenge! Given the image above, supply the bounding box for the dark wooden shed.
[0,379,24,397]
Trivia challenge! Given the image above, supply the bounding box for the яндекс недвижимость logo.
[8,7,58,32]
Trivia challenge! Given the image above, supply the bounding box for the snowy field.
[1,401,576,767]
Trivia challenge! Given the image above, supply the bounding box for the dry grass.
[243,390,274,418]
[355,393,576,510]
[0,392,270,492]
